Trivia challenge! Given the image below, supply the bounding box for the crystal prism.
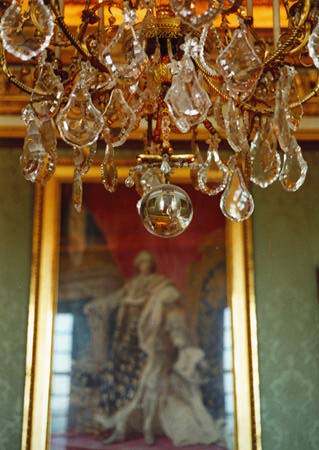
[38,119,57,184]
[73,168,83,212]
[165,56,211,133]
[102,8,148,82]
[250,118,281,188]
[308,19,319,69]
[197,137,228,196]
[0,0,54,61]
[103,89,136,147]
[216,25,262,99]
[279,138,308,192]
[101,143,118,192]
[31,62,64,120]
[56,63,104,148]
[286,74,303,131]
[79,143,97,176]
[23,119,47,160]
[223,100,249,153]
[211,96,226,134]
[21,118,46,183]
[273,65,298,151]
[220,166,254,222]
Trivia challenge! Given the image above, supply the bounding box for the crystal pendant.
[286,74,303,131]
[0,0,54,61]
[103,8,148,82]
[73,167,83,213]
[197,136,228,196]
[79,143,97,175]
[211,96,226,134]
[38,119,58,184]
[169,0,220,28]
[56,63,104,148]
[160,154,171,174]
[20,105,53,183]
[308,19,319,69]
[139,184,193,238]
[216,24,262,99]
[165,56,211,133]
[21,119,46,182]
[23,119,47,160]
[220,166,254,222]
[250,118,281,188]
[273,65,299,151]
[254,71,276,104]
[102,89,136,147]
[138,168,164,195]
[279,138,308,192]
[31,61,64,120]
[101,143,118,192]
[223,100,249,153]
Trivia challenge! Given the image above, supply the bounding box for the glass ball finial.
[138,184,193,238]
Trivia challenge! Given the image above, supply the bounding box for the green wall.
[0,147,33,450]
[253,151,319,450]
[0,143,318,450]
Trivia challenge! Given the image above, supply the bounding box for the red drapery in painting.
[82,184,225,290]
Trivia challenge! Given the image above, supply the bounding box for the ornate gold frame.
[21,164,262,450]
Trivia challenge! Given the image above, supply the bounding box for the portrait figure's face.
[134,251,156,275]
[137,257,153,275]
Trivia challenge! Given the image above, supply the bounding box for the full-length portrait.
[50,184,233,450]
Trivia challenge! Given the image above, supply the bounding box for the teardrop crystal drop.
[101,143,118,192]
[216,25,262,99]
[197,144,228,196]
[31,62,64,120]
[279,139,308,192]
[103,89,136,147]
[20,106,55,183]
[250,120,281,188]
[0,0,54,61]
[164,56,211,133]
[308,19,319,69]
[56,64,104,148]
[220,167,254,222]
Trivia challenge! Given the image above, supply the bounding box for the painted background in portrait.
[49,183,234,450]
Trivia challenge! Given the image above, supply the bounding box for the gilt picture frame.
[21,163,262,450]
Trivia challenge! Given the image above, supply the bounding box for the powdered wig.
[134,251,157,273]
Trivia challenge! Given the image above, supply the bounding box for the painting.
[22,165,261,450]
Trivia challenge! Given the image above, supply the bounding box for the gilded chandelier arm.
[45,0,110,73]
[0,44,46,96]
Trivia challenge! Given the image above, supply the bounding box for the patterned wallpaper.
[0,148,33,450]
[0,145,318,450]
[253,151,319,450]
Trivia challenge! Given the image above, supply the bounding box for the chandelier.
[0,0,318,237]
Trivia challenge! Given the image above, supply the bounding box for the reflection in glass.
[51,313,74,434]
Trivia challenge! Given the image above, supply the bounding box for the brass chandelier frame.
[0,0,318,114]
